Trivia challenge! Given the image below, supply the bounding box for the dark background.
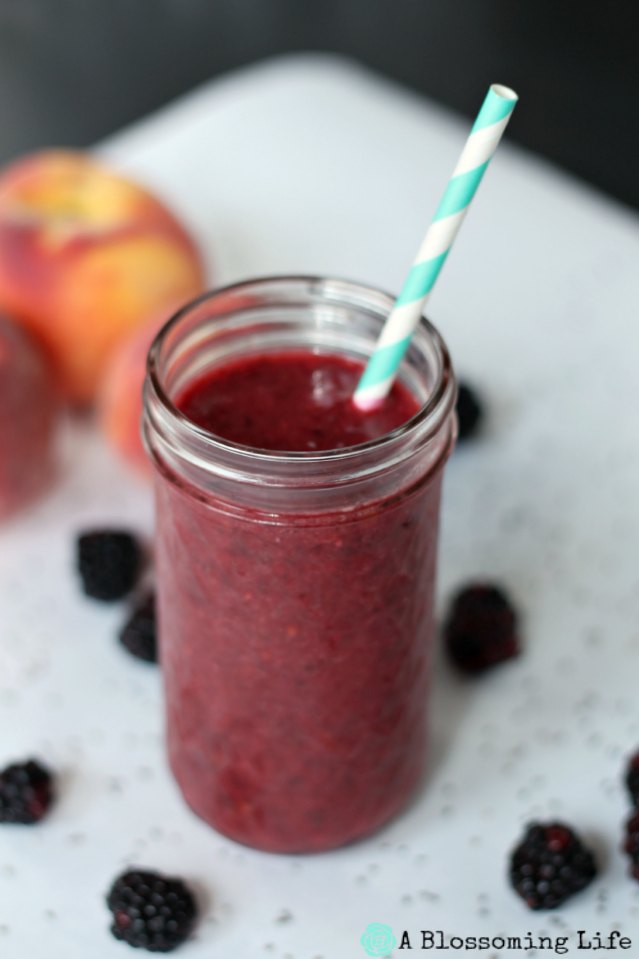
[1,0,637,208]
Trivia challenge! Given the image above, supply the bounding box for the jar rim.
[146,275,456,474]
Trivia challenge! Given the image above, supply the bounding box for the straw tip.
[490,83,518,102]
[352,393,384,413]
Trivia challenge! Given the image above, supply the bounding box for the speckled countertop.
[1,55,639,958]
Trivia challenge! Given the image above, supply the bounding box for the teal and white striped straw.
[353,83,518,411]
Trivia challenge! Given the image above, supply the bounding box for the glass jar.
[143,276,456,853]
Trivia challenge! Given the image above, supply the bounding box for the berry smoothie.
[153,346,450,852]
[177,352,418,451]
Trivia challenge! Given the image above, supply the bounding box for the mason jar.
[143,276,456,853]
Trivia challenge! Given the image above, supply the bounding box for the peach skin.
[98,306,177,474]
[98,289,261,473]
[0,151,206,404]
[0,313,59,519]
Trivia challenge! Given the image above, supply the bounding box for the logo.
[361,922,397,956]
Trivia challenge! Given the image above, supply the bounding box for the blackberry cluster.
[625,751,639,808]
[623,752,639,881]
[443,583,520,675]
[119,593,157,663]
[456,381,483,441]
[624,812,639,881]
[0,759,54,824]
[106,869,197,952]
[77,530,141,601]
[509,822,597,910]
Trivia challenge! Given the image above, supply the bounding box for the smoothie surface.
[175,350,420,452]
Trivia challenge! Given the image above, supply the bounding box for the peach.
[99,288,260,473]
[0,313,59,519]
[97,306,177,474]
[0,151,205,404]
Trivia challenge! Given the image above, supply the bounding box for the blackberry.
[509,822,597,910]
[624,811,639,880]
[106,869,197,952]
[77,530,142,601]
[0,759,54,824]
[443,583,520,675]
[119,593,157,663]
[625,751,639,807]
[456,381,483,441]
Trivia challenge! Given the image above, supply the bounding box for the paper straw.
[353,83,518,411]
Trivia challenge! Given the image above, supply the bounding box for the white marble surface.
[1,54,639,957]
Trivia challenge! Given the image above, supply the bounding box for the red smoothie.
[153,348,448,852]
[177,351,419,451]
